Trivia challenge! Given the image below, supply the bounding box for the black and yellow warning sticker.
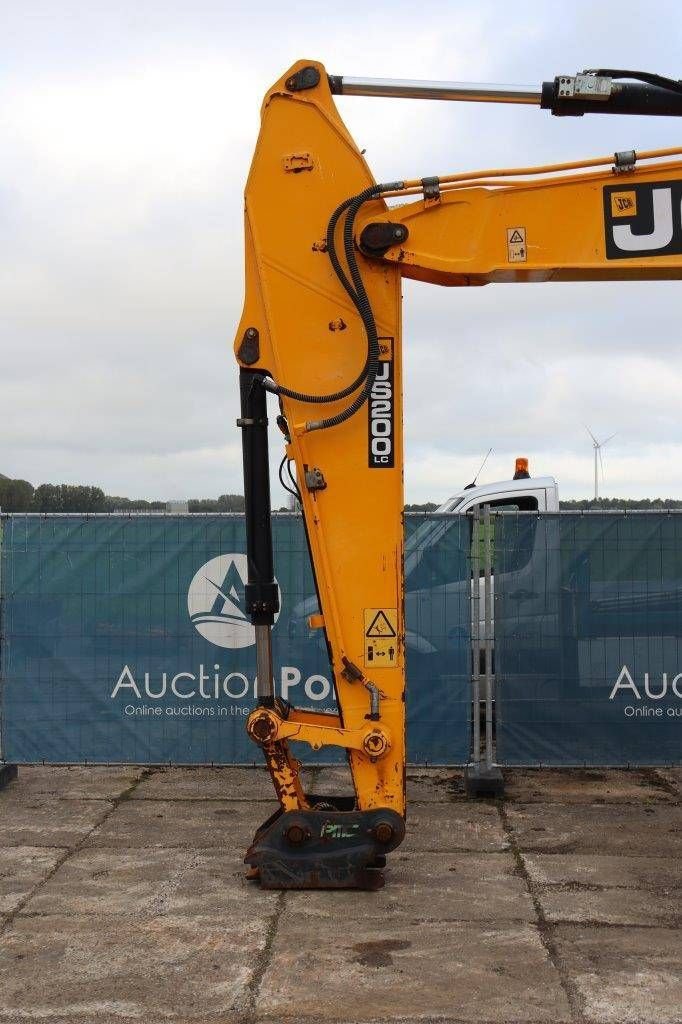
[364,607,398,668]
[506,226,526,263]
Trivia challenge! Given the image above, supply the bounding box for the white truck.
[292,459,558,674]
[403,460,558,673]
[434,460,559,515]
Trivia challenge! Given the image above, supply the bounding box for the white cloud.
[3,0,682,504]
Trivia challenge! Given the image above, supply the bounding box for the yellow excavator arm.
[234,60,682,889]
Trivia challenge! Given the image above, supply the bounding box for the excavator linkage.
[235,59,682,890]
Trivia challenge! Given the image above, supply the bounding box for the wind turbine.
[585,427,617,500]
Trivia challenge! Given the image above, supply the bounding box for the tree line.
[0,475,245,514]
[559,498,682,510]
[3,474,682,514]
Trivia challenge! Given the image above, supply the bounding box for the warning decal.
[364,608,398,668]
[507,226,527,263]
[366,610,396,638]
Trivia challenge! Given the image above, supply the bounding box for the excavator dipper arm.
[234,60,682,889]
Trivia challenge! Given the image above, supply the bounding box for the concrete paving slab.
[504,768,676,804]
[405,801,508,852]
[84,798,274,849]
[525,853,682,890]
[0,794,112,848]
[4,1017,247,1024]
[258,919,571,1022]
[506,802,682,856]
[406,768,464,803]
[303,765,355,796]
[554,924,682,1024]
[3,1017,244,1024]
[0,911,268,1021]
[305,766,466,804]
[537,886,682,927]
[6,766,145,801]
[656,767,682,796]
[130,765,273,802]
[3,765,682,1024]
[25,846,278,918]
[282,851,533,923]
[0,846,63,913]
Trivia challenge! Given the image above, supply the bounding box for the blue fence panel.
[404,514,471,762]
[0,515,319,764]
[495,513,682,766]
[0,513,471,765]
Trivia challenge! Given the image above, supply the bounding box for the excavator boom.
[234,60,682,889]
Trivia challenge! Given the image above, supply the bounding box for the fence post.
[465,504,504,798]
[484,504,494,771]
[471,506,481,766]
[0,514,18,790]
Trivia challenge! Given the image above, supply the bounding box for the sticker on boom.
[364,607,398,667]
[368,336,394,468]
[604,180,682,259]
[506,226,526,263]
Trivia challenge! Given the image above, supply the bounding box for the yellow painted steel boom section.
[235,60,682,889]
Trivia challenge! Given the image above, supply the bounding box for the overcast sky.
[3,1,682,504]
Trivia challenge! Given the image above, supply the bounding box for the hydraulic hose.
[583,69,682,94]
[264,181,404,431]
[265,195,367,406]
[305,184,387,431]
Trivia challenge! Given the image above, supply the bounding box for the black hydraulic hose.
[326,195,362,304]
[278,455,300,503]
[584,69,682,94]
[286,459,301,501]
[305,184,388,431]
[265,180,404,432]
[264,196,367,406]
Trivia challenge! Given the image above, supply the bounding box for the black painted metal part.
[245,796,405,890]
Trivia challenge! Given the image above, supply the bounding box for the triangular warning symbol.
[509,229,523,244]
[366,611,396,638]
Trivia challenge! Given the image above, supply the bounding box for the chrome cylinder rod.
[255,624,275,704]
[330,76,542,105]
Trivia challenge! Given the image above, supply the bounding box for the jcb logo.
[610,192,636,216]
[604,181,682,259]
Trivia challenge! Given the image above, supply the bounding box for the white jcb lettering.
[613,188,674,252]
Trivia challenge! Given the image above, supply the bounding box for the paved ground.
[0,764,680,1024]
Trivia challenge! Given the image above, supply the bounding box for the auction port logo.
[187,554,281,649]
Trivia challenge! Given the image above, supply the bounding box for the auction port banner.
[495,513,682,766]
[0,514,471,765]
